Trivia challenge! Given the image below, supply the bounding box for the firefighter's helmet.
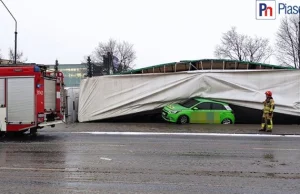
[265,90,272,97]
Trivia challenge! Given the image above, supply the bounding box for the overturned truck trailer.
[78,69,300,124]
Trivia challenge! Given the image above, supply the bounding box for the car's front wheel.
[177,115,189,124]
[221,118,232,124]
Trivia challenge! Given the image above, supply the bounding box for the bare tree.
[275,15,300,68]
[116,41,136,72]
[244,36,273,63]
[215,27,247,61]
[92,38,136,74]
[214,27,273,63]
[8,48,27,64]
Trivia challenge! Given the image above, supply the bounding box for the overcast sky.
[0,0,299,68]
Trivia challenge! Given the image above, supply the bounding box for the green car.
[162,98,235,124]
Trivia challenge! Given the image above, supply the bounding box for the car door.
[210,103,227,123]
[190,102,212,123]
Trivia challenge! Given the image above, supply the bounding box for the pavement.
[1,122,300,194]
[44,122,300,135]
[1,130,300,194]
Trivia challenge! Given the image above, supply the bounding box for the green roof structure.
[118,58,296,74]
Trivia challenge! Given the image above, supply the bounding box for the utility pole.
[54,59,59,73]
[107,52,112,75]
[0,0,17,65]
[87,56,92,77]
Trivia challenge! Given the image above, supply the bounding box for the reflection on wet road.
[1,132,300,194]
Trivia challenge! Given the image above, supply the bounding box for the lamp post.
[0,0,17,65]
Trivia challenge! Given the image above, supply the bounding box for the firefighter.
[259,91,275,132]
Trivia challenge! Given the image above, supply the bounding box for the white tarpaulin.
[78,69,300,122]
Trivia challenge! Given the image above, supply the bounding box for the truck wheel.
[177,115,189,124]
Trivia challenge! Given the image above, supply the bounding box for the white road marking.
[253,148,300,151]
[67,131,300,138]
[100,157,112,161]
[0,167,78,172]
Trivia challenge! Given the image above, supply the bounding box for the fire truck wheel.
[0,131,5,137]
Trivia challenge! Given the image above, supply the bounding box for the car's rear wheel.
[177,115,189,124]
[221,118,232,124]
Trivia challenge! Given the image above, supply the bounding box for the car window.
[196,102,211,110]
[211,103,226,110]
[179,99,199,108]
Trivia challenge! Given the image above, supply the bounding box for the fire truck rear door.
[7,77,35,124]
[0,78,6,131]
[44,78,56,111]
[0,78,4,106]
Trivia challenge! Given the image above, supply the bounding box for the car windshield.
[178,98,199,108]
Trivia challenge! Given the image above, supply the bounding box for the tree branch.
[214,26,272,63]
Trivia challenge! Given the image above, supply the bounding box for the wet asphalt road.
[1,128,300,194]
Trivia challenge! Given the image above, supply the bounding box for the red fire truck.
[0,64,65,135]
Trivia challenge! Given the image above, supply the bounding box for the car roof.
[193,97,228,105]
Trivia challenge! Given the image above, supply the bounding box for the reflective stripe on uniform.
[263,99,275,113]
